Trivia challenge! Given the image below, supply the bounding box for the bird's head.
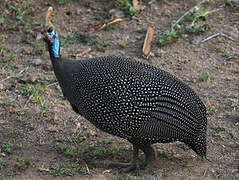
[36,7,60,59]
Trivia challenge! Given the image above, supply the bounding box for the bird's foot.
[108,162,137,173]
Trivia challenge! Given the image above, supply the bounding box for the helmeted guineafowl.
[37,7,207,172]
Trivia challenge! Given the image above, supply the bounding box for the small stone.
[155,49,164,57]
[109,9,125,18]
[32,59,43,66]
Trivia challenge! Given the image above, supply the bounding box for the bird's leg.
[139,145,156,169]
[108,145,138,172]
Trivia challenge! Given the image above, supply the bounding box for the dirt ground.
[0,0,239,179]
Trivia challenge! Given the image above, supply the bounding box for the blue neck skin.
[47,30,60,58]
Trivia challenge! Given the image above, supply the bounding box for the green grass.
[4,52,15,67]
[21,116,34,129]
[0,159,5,170]
[218,133,225,141]
[3,98,15,106]
[121,174,139,180]
[104,137,114,144]
[62,33,97,46]
[186,24,210,34]
[56,0,69,5]
[64,129,91,144]
[198,72,211,81]
[49,161,84,176]
[221,53,237,61]
[8,0,33,32]
[1,141,14,154]
[223,91,231,98]
[159,22,182,46]
[14,158,30,171]
[57,144,77,158]
[92,149,107,159]
[206,100,215,115]
[0,14,5,25]
[215,126,225,132]
[117,40,128,48]
[158,1,214,46]
[231,99,239,108]
[215,48,237,61]
[19,84,48,115]
[229,140,239,145]
[34,41,45,54]
[114,0,137,17]
[111,145,121,155]
[176,142,190,150]
[62,33,83,46]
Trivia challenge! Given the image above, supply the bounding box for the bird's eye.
[47,27,53,33]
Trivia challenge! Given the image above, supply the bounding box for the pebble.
[32,58,43,66]
[155,49,165,57]
[109,9,125,18]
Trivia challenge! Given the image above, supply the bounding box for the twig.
[47,82,58,87]
[77,158,90,174]
[174,2,222,28]
[0,68,26,82]
[201,33,220,42]
[201,32,235,42]
[98,18,122,31]
[191,8,222,25]
[142,27,155,56]
[84,162,90,174]
[220,33,235,41]
[174,2,203,27]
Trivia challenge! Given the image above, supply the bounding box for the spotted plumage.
[41,27,207,172]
